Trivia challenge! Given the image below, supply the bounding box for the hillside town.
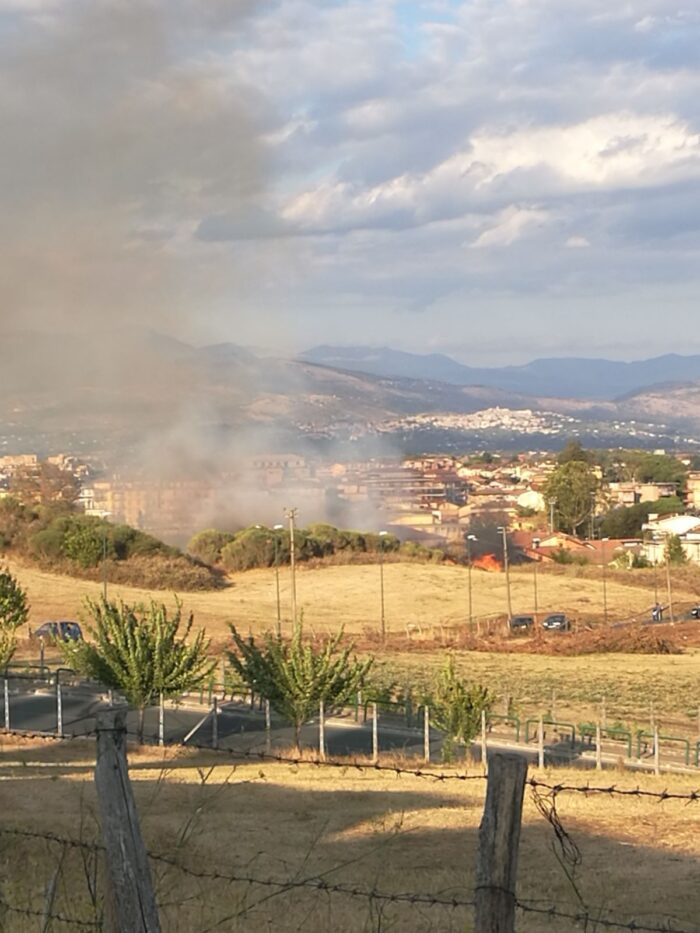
[3,444,700,565]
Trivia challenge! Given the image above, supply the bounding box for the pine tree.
[228,626,372,750]
[62,598,214,741]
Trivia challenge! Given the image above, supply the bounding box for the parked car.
[33,621,83,642]
[509,614,534,631]
[542,613,570,632]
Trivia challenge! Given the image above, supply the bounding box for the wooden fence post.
[474,753,527,933]
[95,709,161,933]
[595,722,602,771]
[4,677,9,731]
[538,714,545,770]
[265,698,271,754]
[481,709,488,775]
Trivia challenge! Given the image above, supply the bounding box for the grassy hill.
[10,557,697,638]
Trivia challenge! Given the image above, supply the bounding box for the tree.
[634,454,686,488]
[557,439,593,465]
[187,529,235,565]
[429,656,492,762]
[228,626,372,750]
[61,598,214,741]
[0,568,29,670]
[543,461,598,536]
[599,497,685,539]
[665,535,687,566]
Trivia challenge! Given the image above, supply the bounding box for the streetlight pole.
[284,508,298,628]
[466,533,477,631]
[532,537,541,621]
[379,531,388,642]
[548,498,557,535]
[601,537,609,625]
[498,526,513,621]
[273,523,283,637]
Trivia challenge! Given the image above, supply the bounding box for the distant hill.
[300,346,700,401]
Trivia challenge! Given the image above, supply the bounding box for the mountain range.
[299,346,700,401]
[4,330,700,455]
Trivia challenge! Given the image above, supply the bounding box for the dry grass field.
[10,557,700,729]
[9,557,698,640]
[2,735,700,932]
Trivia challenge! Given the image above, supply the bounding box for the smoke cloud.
[0,0,264,355]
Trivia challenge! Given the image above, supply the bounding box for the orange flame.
[472,553,502,572]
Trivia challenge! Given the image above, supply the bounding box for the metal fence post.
[474,753,527,933]
[372,702,378,763]
[481,709,488,775]
[538,713,545,769]
[654,724,660,776]
[4,677,9,732]
[158,693,164,748]
[56,681,63,738]
[319,699,326,761]
[423,705,430,763]
[212,696,219,750]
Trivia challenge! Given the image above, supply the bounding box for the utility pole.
[284,508,298,627]
[273,523,283,637]
[601,537,609,625]
[499,526,513,621]
[378,531,388,641]
[548,498,557,535]
[665,533,675,623]
[466,533,477,630]
[532,537,540,621]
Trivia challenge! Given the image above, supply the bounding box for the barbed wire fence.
[3,723,700,931]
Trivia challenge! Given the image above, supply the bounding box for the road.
[1,676,697,775]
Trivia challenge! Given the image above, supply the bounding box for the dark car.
[33,621,83,642]
[510,614,534,631]
[542,613,570,632]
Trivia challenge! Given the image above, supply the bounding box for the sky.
[2,0,700,366]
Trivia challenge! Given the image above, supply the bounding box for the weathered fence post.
[372,702,379,763]
[158,693,164,748]
[474,753,527,933]
[319,698,326,761]
[212,696,219,750]
[265,698,271,754]
[39,639,45,677]
[595,722,602,771]
[95,709,162,933]
[56,681,63,738]
[4,677,9,731]
[481,709,488,775]
[423,705,430,763]
[538,714,545,769]
[601,695,607,730]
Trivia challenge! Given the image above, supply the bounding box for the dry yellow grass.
[2,735,700,931]
[9,557,696,640]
